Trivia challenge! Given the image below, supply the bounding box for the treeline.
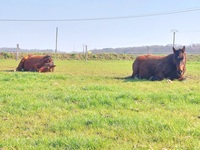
[91,44,200,54]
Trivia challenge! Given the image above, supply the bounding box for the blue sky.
[1,0,200,52]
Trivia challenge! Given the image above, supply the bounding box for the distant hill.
[1,44,200,54]
[91,44,200,54]
[0,47,54,53]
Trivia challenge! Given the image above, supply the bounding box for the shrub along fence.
[0,52,200,61]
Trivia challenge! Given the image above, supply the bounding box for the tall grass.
[0,59,200,149]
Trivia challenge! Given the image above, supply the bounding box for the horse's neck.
[165,54,175,65]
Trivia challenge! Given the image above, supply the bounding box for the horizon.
[1,1,200,52]
[0,43,199,53]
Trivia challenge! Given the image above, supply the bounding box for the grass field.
[0,59,200,149]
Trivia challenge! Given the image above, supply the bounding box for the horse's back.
[132,55,162,79]
[23,55,44,71]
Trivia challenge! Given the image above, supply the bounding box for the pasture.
[0,58,200,149]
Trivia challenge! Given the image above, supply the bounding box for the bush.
[0,52,13,59]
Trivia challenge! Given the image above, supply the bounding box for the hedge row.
[0,52,199,61]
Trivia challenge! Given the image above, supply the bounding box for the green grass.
[0,59,200,149]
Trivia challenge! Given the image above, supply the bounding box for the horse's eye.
[178,57,183,60]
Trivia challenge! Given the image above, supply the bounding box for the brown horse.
[132,46,186,81]
[16,55,56,72]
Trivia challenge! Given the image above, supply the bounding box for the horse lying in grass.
[16,55,56,72]
[132,46,186,81]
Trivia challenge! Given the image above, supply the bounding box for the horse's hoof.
[167,79,173,83]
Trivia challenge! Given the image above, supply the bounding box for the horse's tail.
[16,55,30,71]
[124,76,133,79]
[131,58,140,78]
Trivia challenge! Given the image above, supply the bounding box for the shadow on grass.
[0,70,16,72]
[113,76,149,82]
[114,75,189,83]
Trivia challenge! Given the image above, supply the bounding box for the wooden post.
[171,29,178,48]
[147,46,149,54]
[82,44,85,54]
[55,27,58,52]
[85,45,88,62]
[16,44,19,61]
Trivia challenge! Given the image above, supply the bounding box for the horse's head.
[173,46,186,77]
[38,63,56,73]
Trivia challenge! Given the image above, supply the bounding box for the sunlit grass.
[0,59,200,149]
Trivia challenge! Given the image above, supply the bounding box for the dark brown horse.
[16,55,56,72]
[132,46,186,81]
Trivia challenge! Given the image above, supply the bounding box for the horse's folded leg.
[132,74,142,79]
[178,77,186,81]
[149,76,154,80]
[149,76,158,81]
[150,76,164,81]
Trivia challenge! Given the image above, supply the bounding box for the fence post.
[55,27,58,53]
[16,44,19,61]
[85,45,88,62]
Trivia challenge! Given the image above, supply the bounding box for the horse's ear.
[173,47,176,53]
[182,46,185,53]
